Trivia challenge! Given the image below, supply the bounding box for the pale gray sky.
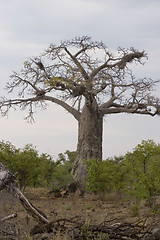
[0,0,160,159]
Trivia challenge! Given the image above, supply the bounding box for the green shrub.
[51,161,73,190]
[0,141,75,190]
[85,140,160,209]
[85,158,125,193]
[129,203,140,217]
[124,140,160,207]
[0,141,56,189]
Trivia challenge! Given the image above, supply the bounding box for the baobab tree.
[0,36,159,192]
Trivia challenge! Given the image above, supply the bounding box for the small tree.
[0,141,56,189]
[0,141,39,189]
[0,36,160,191]
[125,140,160,207]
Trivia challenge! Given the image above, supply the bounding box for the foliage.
[1,138,160,208]
[0,141,40,189]
[56,150,76,164]
[124,140,160,206]
[85,140,160,208]
[85,157,125,193]
[0,141,75,190]
[51,151,75,190]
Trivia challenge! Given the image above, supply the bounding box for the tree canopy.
[0,36,159,121]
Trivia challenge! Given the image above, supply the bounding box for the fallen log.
[0,161,49,224]
[0,162,15,190]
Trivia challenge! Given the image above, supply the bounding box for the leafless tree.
[0,36,160,192]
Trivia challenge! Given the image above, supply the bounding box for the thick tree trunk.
[72,98,103,192]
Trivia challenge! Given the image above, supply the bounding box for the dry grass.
[0,188,156,239]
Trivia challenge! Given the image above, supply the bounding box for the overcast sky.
[0,0,160,159]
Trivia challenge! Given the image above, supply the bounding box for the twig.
[0,213,17,222]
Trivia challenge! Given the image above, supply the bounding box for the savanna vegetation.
[1,139,160,209]
[0,141,75,191]
[86,139,160,208]
[1,139,160,239]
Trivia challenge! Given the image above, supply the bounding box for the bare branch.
[99,96,116,109]
[64,47,89,80]
[74,46,88,57]
[89,49,146,81]
[116,50,145,69]
[0,94,81,121]
[43,95,81,120]
[0,36,159,123]
[101,106,158,116]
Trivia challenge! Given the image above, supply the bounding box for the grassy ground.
[0,188,159,239]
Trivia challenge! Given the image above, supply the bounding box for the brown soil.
[0,188,158,239]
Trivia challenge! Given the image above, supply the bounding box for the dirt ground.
[0,188,159,239]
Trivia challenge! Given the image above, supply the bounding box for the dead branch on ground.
[30,217,154,239]
[0,213,17,222]
[1,161,160,240]
[0,162,49,224]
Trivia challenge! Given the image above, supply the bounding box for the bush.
[51,159,74,190]
[0,141,75,190]
[0,141,55,189]
[1,138,160,208]
[124,140,160,207]
[85,158,126,193]
[85,140,160,209]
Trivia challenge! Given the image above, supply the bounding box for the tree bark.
[72,97,103,192]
